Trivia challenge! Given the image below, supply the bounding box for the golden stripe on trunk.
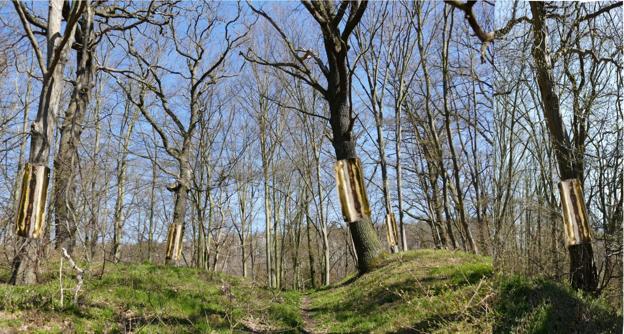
[385,213,399,247]
[165,224,183,261]
[558,179,592,246]
[335,158,371,223]
[15,163,50,239]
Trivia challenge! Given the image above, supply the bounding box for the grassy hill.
[0,250,620,333]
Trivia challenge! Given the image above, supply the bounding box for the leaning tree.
[244,0,384,273]
[446,0,622,292]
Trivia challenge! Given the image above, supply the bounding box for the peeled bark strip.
[529,2,598,292]
[385,214,400,253]
[335,158,371,223]
[11,0,85,285]
[559,179,592,246]
[165,224,183,264]
[15,163,50,239]
[559,179,597,292]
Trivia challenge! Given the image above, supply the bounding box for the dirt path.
[300,296,317,334]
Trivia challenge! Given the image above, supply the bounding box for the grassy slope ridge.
[306,249,496,333]
[0,263,302,333]
[0,250,620,333]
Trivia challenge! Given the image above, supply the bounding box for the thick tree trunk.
[325,24,384,269]
[12,0,80,285]
[166,155,191,266]
[54,21,94,254]
[529,2,597,292]
[330,98,383,273]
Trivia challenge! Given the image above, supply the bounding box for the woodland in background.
[491,1,622,306]
[0,0,620,310]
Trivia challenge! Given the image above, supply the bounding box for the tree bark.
[529,2,597,292]
[441,10,477,254]
[168,157,191,266]
[111,99,139,263]
[54,8,94,254]
[11,0,83,285]
[248,1,383,273]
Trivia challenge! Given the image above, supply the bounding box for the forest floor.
[0,249,620,333]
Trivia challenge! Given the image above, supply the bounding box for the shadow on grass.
[308,270,489,328]
[492,277,622,334]
[394,305,486,334]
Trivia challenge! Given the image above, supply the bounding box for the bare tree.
[244,0,384,273]
[109,2,244,265]
[10,0,86,285]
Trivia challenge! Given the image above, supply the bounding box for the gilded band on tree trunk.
[335,158,371,223]
[558,179,592,247]
[15,163,50,239]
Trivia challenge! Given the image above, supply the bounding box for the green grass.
[0,250,620,333]
[0,263,302,333]
[305,249,495,333]
[493,276,622,334]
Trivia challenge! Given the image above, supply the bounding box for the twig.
[61,248,84,305]
[59,255,64,307]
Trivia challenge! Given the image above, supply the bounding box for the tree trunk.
[111,100,138,263]
[328,87,383,273]
[147,143,157,262]
[441,12,477,254]
[11,0,81,285]
[54,11,94,254]
[395,92,407,251]
[373,96,399,254]
[312,142,330,286]
[166,154,191,266]
[87,89,102,260]
[529,2,598,292]
[305,197,316,289]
